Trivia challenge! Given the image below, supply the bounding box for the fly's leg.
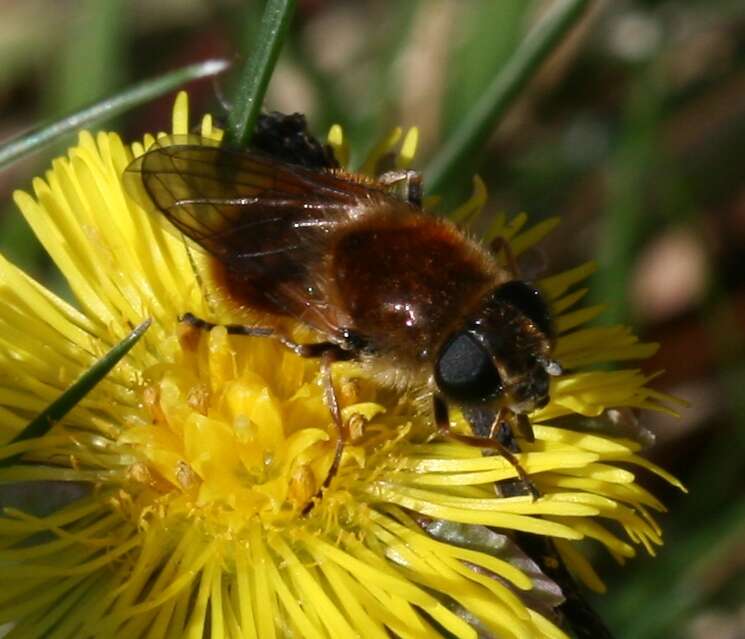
[435,396,539,500]
[488,407,540,498]
[179,312,349,357]
[378,169,423,207]
[180,312,351,512]
[515,412,536,443]
[301,349,346,514]
[180,312,265,333]
[489,408,535,445]
[488,407,519,450]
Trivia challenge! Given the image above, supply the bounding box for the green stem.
[0,320,151,468]
[425,0,590,196]
[593,66,662,324]
[0,59,229,171]
[224,0,297,148]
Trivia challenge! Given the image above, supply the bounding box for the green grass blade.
[425,0,590,196]
[50,0,127,113]
[0,319,151,467]
[0,59,230,170]
[440,1,528,138]
[591,67,663,324]
[224,0,297,148]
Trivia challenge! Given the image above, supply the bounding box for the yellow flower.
[0,92,682,639]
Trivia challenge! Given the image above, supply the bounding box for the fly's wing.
[125,135,381,337]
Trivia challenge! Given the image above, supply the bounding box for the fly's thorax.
[328,213,499,365]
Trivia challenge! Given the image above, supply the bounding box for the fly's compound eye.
[435,332,502,403]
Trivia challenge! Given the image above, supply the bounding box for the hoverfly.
[125,112,562,505]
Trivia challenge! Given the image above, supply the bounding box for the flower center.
[122,324,343,530]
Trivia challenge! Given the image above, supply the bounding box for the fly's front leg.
[514,412,535,443]
[488,408,535,446]
[488,407,539,498]
[488,407,520,451]
[436,396,539,500]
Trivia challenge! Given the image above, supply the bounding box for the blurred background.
[0,1,743,637]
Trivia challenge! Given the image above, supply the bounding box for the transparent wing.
[124,135,384,336]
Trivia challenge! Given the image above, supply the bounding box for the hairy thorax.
[328,213,500,367]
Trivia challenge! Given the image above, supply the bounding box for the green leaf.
[224,0,297,148]
[0,59,230,170]
[425,0,590,197]
[50,0,127,113]
[0,319,151,468]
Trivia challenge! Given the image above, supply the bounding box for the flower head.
[0,93,682,638]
